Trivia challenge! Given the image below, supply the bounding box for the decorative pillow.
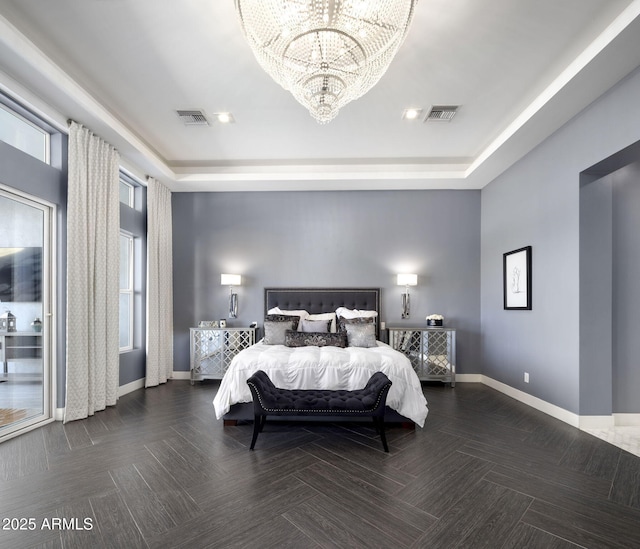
[284,330,347,348]
[307,312,337,333]
[263,320,298,345]
[265,314,301,331]
[337,315,375,333]
[345,322,377,348]
[300,318,331,333]
[335,307,378,319]
[267,308,308,330]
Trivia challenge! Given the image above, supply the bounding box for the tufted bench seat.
[246,370,393,452]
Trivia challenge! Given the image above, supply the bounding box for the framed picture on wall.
[503,246,532,310]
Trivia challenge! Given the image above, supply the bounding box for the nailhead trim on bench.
[246,381,388,414]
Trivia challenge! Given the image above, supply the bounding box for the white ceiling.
[1,0,640,191]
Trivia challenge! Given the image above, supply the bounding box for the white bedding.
[213,340,428,427]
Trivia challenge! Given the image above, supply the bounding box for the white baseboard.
[54,379,145,421]
[479,375,580,428]
[613,413,640,426]
[463,374,640,431]
[578,415,615,430]
[455,374,483,383]
[118,378,145,398]
[53,373,640,430]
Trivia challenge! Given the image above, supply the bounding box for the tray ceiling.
[1,0,639,191]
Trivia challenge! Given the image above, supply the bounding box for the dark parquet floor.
[0,380,639,548]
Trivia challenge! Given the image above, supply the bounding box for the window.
[119,233,134,351]
[0,103,50,164]
[119,177,134,208]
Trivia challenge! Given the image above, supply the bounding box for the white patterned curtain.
[146,177,174,386]
[65,122,120,423]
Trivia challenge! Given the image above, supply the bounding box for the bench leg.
[250,414,263,450]
[373,417,389,453]
[249,415,268,450]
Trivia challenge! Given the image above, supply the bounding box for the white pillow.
[267,307,309,330]
[307,312,337,333]
[335,307,378,319]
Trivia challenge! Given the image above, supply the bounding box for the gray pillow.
[345,322,377,348]
[284,330,347,348]
[263,320,297,345]
[300,318,331,333]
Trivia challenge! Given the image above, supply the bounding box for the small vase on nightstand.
[426,314,444,327]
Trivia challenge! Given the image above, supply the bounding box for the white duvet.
[213,341,428,427]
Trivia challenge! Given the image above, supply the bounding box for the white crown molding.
[2,5,640,192]
[0,13,176,181]
[466,0,640,178]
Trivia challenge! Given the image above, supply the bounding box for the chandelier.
[235,0,418,124]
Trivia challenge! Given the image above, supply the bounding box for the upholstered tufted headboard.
[264,287,381,339]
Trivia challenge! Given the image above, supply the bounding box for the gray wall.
[481,66,640,415]
[172,190,481,374]
[612,161,640,413]
[579,174,613,416]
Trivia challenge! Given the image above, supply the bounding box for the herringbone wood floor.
[0,380,639,548]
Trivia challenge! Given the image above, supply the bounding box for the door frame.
[0,183,56,442]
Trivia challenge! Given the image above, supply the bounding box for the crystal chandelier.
[235,0,418,124]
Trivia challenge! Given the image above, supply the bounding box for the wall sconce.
[397,274,417,319]
[221,274,241,318]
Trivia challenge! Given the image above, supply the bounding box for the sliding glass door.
[0,187,53,441]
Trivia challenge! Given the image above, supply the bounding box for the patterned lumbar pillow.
[284,330,347,348]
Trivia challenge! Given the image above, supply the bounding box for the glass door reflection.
[0,191,50,438]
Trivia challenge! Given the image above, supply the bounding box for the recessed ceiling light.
[402,108,422,120]
[215,112,235,124]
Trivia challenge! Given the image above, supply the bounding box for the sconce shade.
[221,274,241,286]
[397,273,417,286]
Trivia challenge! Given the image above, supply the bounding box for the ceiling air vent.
[176,110,210,126]
[425,105,459,122]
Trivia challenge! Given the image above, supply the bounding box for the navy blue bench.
[246,370,393,452]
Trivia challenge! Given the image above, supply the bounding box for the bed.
[212,288,428,427]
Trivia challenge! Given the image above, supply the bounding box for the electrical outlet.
[380,321,386,330]
[524,372,530,383]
